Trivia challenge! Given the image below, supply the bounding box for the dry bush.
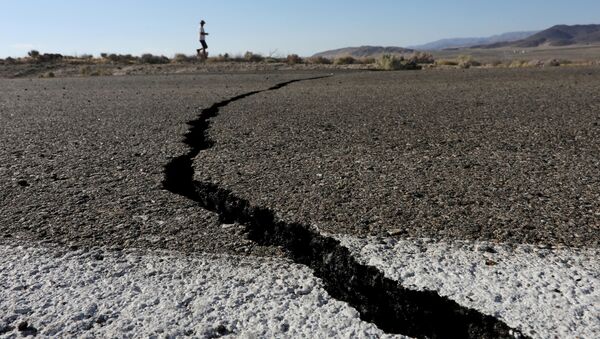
[376,54,421,71]
[265,57,284,63]
[105,54,137,64]
[509,60,529,68]
[545,59,561,67]
[486,59,504,67]
[358,57,376,64]
[408,52,435,64]
[436,59,459,66]
[209,53,231,62]
[140,54,169,64]
[286,54,303,65]
[306,56,332,65]
[457,55,481,69]
[335,56,356,65]
[28,50,40,59]
[244,51,264,62]
[80,66,112,76]
[39,72,55,78]
[172,54,193,63]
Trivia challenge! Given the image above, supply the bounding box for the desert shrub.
[376,54,421,71]
[558,59,572,65]
[306,56,332,65]
[28,50,40,59]
[545,59,561,67]
[457,55,480,69]
[487,59,504,67]
[140,53,169,64]
[286,54,303,65]
[209,53,231,62]
[100,53,108,59]
[408,52,435,64]
[358,57,376,64]
[508,60,529,68]
[104,54,137,64]
[264,57,283,63]
[376,54,402,70]
[39,71,56,78]
[244,51,264,62]
[80,66,93,75]
[172,53,193,63]
[39,53,63,62]
[435,59,458,66]
[80,66,112,76]
[335,56,356,65]
[79,54,93,60]
[527,59,544,67]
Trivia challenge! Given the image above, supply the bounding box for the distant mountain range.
[408,31,538,50]
[312,24,600,59]
[312,46,414,59]
[476,24,600,48]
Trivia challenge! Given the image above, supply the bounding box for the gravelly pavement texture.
[195,67,600,247]
[0,73,313,255]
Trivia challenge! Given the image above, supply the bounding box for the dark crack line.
[163,76,527,338]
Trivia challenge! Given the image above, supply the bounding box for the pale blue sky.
[1,0,599,58]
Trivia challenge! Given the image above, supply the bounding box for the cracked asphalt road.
[1,68,598,255]
[195,68,600,247]
[0,73,312,255]
[1,69,599,338]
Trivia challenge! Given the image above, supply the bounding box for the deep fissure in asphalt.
[163,76,525,338]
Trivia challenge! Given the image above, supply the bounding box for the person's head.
[200,20,206,26]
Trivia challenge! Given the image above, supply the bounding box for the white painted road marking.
[338,236,600,338]
[0,245,404,338]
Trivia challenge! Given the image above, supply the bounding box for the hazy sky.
[1,0,599,58]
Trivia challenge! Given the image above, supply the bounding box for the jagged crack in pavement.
[163,76,526,338]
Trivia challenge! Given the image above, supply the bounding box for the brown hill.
[313,46,414,59]
[476,24,600,48]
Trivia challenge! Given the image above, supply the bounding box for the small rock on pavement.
[387,229,405,236]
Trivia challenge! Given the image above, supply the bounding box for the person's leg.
[201,40,208,58]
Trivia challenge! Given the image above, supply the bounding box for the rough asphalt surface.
[0,73,311,256]
[1,68,599,337]
[195,68,600,247]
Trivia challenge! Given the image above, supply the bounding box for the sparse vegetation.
[306,56,332,65]
[244,51,264,62]
[359,57,376,65]
[435,59,459,66]
[172,54,193,63]
[286,54,303,65]
[334,56,356,65]
[80,66,112,76]
[375,54,421,71]
[457,55,481,69]
[509,60,529,68]
[408,52,435,64]
[140,54,170,64]
[28,50,40,59]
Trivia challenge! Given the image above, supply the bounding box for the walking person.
[197,20,209,59]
